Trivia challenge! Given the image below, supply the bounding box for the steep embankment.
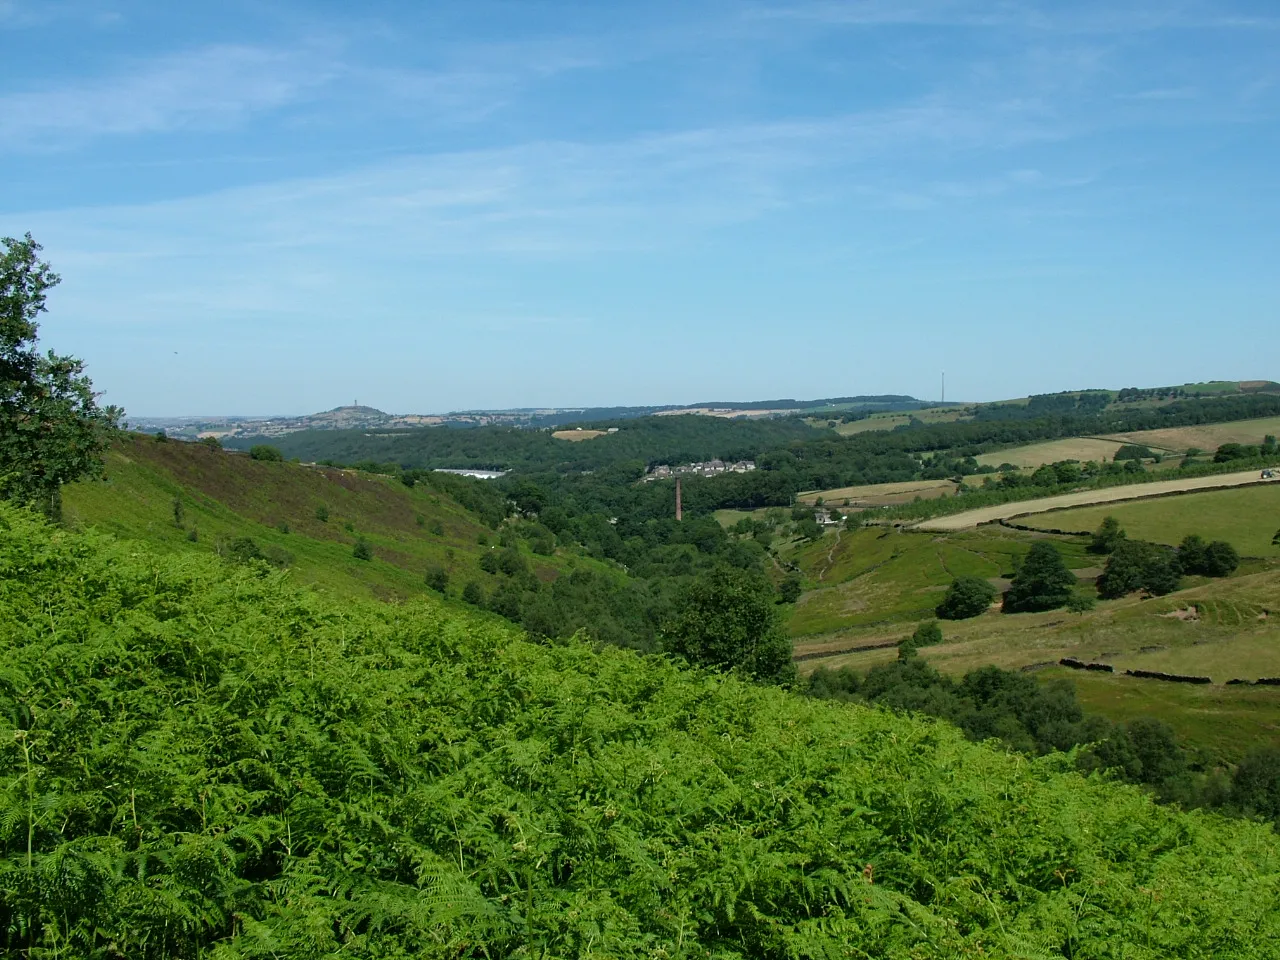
[60,434,581,601]
[2,504,1279,958]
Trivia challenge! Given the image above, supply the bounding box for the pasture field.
[975,437,1130,469]
[1103,414,1280,453]
[793,565,1280,761]
[551,428,608,441]
[915,468,1275,530]
[797,478,957,506]
[784,525,1095,637]
[1034,484,1280,556]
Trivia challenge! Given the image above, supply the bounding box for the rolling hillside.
[60,434,597,603]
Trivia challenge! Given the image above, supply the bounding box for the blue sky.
[3,0,1278,415]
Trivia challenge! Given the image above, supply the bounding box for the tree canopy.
[1003,542,1076,612]
[0,234,120,516]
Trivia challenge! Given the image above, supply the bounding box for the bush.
[779,573,803,604]
[425,565,449,593]
[199,435,222,449]
[461,580,483,604]
[352,538,373,561]
[315,504,329,523]
[936,576,996,620]
[479,551,499,574]
[249,444,284,462]
[1179,535,1240,577]
[912,621,942,647]
[428,518,445,536]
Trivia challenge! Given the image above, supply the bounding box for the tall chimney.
[675,477,682,522]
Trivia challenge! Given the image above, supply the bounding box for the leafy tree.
[461,579,483,604]
[844,512,863,530]
[778,573,803,604]
[0,233,121,517]
[1003,542,1075,612]
[1088,516,1126,554]
[1113,444,1152,461]
[1097,539,1181,598]
[249,444,284,461]
[497,546,527,576]
[793,516,823,541]
[352,538,373,561]
[479,551,499,574]
[660,567,794,683]
[200,435,222,449]
[1176,533,1209,573]
[936,576,996,620]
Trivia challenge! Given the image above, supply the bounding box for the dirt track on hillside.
[916,469,1278,531]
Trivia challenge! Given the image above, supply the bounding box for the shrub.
[352,538,373,561]
[936,576,996,620]
[912,621,942,647]
[249,444,284,462]
[461,579,483,604]
[779,573,803,604]
[479,551,499,574]
[428,518,445,536]
[425,565,449,593]
[315,504,329,523]
[199,435,222,449]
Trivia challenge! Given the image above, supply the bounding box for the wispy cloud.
[0,43,337,146]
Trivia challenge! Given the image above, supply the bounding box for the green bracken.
[2,502,1280,958]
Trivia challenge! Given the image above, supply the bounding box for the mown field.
[1033,484,1280,556]
[830,406,968,435]
[551,428,608,441]
[1103,414,1280,452]
[797,478,957,506]
[974,437,1130,468]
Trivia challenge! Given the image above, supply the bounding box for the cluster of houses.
[644,460,756,481]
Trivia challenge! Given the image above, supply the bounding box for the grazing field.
[797,478,957,506]
[551,428,608,440]
[1026,484,1280,556]
[784,526,1094,637]
[916,469,1276,530]
[1103,415,1280,453]
[793,565,1280,762]
[975,437,1131,468]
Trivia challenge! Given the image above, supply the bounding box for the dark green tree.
[1003,542,1075,613]
[249,444,283,461]
[912,621,943,647]
[778,573,803,604]
[314,504,329,522]
[461,580,484,605]
[1088,516,1126,555]
[479,551,499,574]
[936,576,996,620]
[0,234,121,517]
[1097,540,1181,598]
[1231,746,1280,822]
[352,538,373,561]
[660,567,794,684]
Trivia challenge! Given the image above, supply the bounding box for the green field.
[1104,414,1280,453]
[783,525,1096,637]
[1033,484,1280,556]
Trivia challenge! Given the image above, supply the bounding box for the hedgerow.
[2,502,1279,958]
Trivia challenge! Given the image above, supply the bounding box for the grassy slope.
[4,503,1280,958]
[1102,414,1280,453]
[62,434,613,602]
[784,526,1096,637]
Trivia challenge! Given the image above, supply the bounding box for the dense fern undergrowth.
[3,503,1279,959]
